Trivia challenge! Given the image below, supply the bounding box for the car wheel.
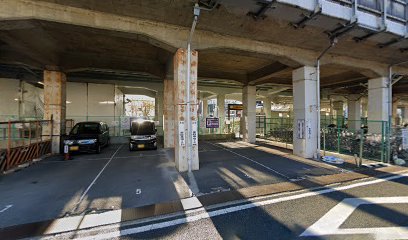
[96,144,101,154]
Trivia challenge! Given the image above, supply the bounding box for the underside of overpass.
[0,0,408,172]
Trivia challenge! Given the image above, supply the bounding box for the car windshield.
[131,121,155,135]
[71,123,100,135]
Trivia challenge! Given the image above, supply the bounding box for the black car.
[64,122,110,154]
[129,120,157,151]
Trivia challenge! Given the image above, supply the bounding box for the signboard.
[228,104,243,111]
[192,120,198,146]
[206,118,220,128]
[402,129,408,150]
[178,121,185,147]
[120,116,130,129]
[297,119,305,139]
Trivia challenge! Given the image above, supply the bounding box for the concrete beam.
[0,0,399,78]
[247,62,288,84]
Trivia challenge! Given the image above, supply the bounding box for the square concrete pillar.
[403,107,408,124]
[43,70,66,154]
[155,90,164,136]
[174,49,199,172]
[361,97,368,118]
[347,94,361,131]
[368,77,389,134]
[241,85,256,143]
[392,98,399,126]
[217,94,225,134]
[292,66,318,158]
[333,101,344,119]
[163,79,175,148]
[264,97,272,134]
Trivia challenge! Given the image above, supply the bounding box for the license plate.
[70,146,79,151]
[137,144,145,149]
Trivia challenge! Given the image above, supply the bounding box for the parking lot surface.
[0,141,346,228]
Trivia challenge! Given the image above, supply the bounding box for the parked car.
[129,120,157,151]
[63,122,110,154]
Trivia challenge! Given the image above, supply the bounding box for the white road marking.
[135,189,141,195]
[301,197,408,239]
[70,145,122,213]
[207,142,290,179]
[45,171,408,240]
[0,205,12,213]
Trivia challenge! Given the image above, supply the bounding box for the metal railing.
[0,120,53,172]
[256,117,390,162]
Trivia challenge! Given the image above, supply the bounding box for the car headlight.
[131,136,137,140]
[150,135,156,139]
[64,140,75,145]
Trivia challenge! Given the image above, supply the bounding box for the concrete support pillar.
[174,49,199,172]
[368,77,389,133]
[292,66,318,158]
[163,79,175,148]
[202,99,208,118]
[241,85,256,143]
[264,97,272,134]
[333,101,344,119]
[403,107,408,124]
[217,94,225,134]
[155,90,164,136]
[361,97,368,118]
[347,95,361,131]
[43,70,66,154]
[392,98,399,126]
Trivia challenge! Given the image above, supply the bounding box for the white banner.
[192,120,198,146]
[179,121,185,147]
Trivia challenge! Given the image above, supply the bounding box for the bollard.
[64,145,71,160]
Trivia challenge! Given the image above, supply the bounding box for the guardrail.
[0,120,52,172]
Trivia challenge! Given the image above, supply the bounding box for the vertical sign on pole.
[192,120,198,146]
[179,121,185,147]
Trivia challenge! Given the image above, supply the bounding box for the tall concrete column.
[392,98,399,126]
[241,85,256,143]
[292,66,318,158]
[264,97,272,134]
[163,79,175,148]
[202,99,208,118]
[368,77,389,133]
[174,49,199,172]
[361,97,368,118]
[333,101,344,119]
[403,107,408,124]
[347,94,361,131]
[43,70,66,154]
[217,94,225,134]
[155,90,164,136]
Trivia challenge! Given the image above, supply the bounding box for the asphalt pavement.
[52,171,408,240]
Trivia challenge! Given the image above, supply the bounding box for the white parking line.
[68,171,408,240]
[70,145,122,213]
[207,142,290,179]
[0,205,12,213]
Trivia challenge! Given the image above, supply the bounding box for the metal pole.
[186,4,200,173]
[316,38,337,159]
